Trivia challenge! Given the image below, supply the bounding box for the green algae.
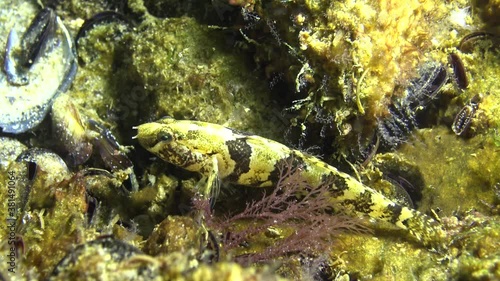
[130,16,285,140]
[143,216,198,256]
[327,214,499,281]
[45,0,114,20]
[330,235,449,280]
[396,126,500,216]
[241,0,471,146]
[1,0,500,280]
[449,211,500,280]
[0,149,92,279]
[322,126,500,280]
[69,20,136,132]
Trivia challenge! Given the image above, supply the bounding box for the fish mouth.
[131,126,138,139]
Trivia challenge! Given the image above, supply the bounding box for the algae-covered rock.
[48,236,287,281]
[396,126,500,216]
[321,125,500,280]
[1,0,500,280]
[69,17,136,133]
[0,150,90,279]
[324,209,500,280]
[144,216,198,256]
[131,16,286,141]
[238,0,500,156]
[447,211,500,280]
[329,234,449,281]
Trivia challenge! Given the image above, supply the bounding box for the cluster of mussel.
[0,4,137,176]
[377,32,498,149]
[376,61,448,148]
[0,4,147,278]
[369,31,500,214]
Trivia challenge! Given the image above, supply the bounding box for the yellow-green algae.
[43,217,287,281]
[245,0,499,150]
[67,5,287,141]
[49,249,288,281]
[1,0,500,280]
[326,210,500,281]
[143,216,198,256]
[129,16,285,140]
[67,19,136,133]
[0,148,94,279]
[394,126,500,216]
[326,126,500,280]
[1,1,286,279]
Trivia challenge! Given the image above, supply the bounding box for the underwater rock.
[49,236,145,280]
[143,216,198,256]
[0,137,27,169]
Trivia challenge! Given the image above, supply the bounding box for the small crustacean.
[452,94,481,136]
[51,94,138,190]
[87,120,134,172]
[0,6,77,133]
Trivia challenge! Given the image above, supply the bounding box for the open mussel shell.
[20,8,57,69]
[403,62,448,109]
[8,147,70,217]
[0,5,77,134]
[377,61,448,148]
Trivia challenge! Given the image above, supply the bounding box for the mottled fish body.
[136,118,446,248]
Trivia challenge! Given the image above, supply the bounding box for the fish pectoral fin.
[197,155,221,201]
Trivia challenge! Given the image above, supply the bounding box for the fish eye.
[157,131,173,142]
